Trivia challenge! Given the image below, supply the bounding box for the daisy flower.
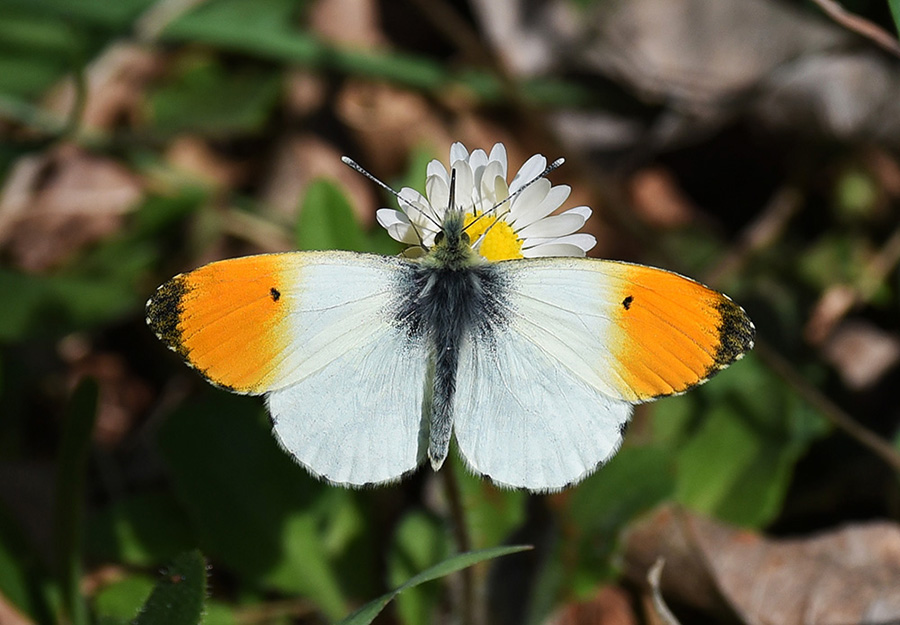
[376,142,596,261]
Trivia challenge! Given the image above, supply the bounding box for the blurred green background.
[2,0,900,623]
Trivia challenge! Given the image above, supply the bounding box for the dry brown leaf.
[61,338,154,449]
[865,149,900,200]
[283,69,328,117]
[165,136,252,189]
[624,506,900,625]
[336,81,451,174]
[0,144,143,272]
[0,594,35,625]
[628,168,700,228]
[473,0,900,153]
[309,0,386,48]
[43,43,163,131]
[805,284,858,345]
[258,134,377,226]
[823,321,900,390]
[544,586,637,625]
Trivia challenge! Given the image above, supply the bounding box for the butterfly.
[147,143,754,492]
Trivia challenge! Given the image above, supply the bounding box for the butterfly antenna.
[448,168,457,216]
[466,157,565,249]
[341,157,442,240]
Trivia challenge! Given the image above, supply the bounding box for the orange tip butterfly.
[147,143,754,491]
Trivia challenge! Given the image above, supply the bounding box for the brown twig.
[809,0,900,58]
[704,186,804,285]
[232,598,317,624]
[645,559,683,625]
[754,340,900,473]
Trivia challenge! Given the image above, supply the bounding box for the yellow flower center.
[463,213,523,261]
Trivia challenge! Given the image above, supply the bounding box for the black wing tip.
[712,298,756,369]
[146,275,190,356]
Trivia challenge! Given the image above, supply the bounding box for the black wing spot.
[622,295,634,310]
[270,287,281,302]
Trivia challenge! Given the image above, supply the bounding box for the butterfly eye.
[460,233,470,245]
[434,232,445,245]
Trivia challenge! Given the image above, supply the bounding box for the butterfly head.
[423,179,482,270]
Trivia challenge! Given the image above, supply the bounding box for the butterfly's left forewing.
[452,257,754,491]
[147,252,430,486]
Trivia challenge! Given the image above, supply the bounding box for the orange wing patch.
[607,264,754,401]
[146,254,294,394]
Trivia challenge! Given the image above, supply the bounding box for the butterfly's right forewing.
[452,257,754,491]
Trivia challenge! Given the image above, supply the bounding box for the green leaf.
[567,446,676,584]
[94,575,154,625]
[94,574,236,625]
[157,393,349,619]
[655,354,828,527]
[53,380,98,625]
[86,492,195,567]
[450,453,526,550]
[133,550,207,625]
[1,0,154,29]
[387,511,451,625]
[889,0,900,35]
[0,270,140,341]
[0,8,82,98]
[338,545,531,625]
[296,179,368,252]
[148,56,281,137]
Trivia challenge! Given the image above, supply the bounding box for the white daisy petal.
[480,160,507,203]
[426,159,449,184]
[450,142,469,164]
[424,175,450,217]
[468,149,489,176]
[450,161,476,211]
[562,205,592,220]
[398,187,439,231]
[520,242,589,257]
[489,143,507,178]
[376,208,420,244]
[515,211,589,239]
[521,232,597,253]
[510,153,547,193]
[511,184,570,229]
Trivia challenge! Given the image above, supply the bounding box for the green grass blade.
[337,545,531,625]
[53,380,98,625]
[133,550,207,625]
[889,0,900,34]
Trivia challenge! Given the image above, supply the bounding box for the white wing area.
[265,254,429,486]
[497,259,634,398]
[453,329,632,491]
[453,259,635,491]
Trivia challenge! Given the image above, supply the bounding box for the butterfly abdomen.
[396,262,511,469]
